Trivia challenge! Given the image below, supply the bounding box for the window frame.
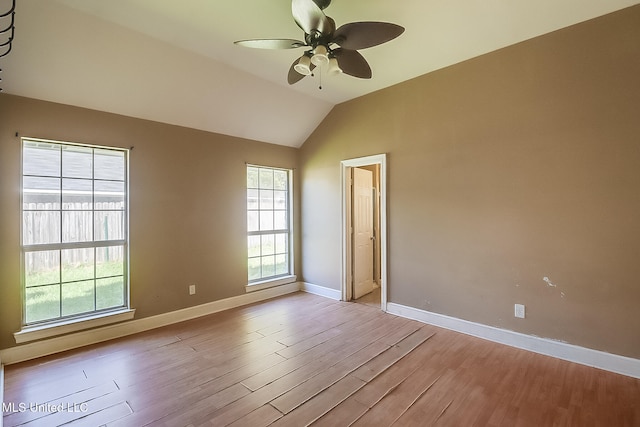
[246,164,295,288]
[19,137,132,333]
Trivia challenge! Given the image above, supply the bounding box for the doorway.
[341,154,387,311]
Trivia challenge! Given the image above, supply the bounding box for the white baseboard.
[0,282,300,365]
[386,302,640,379]
[300,282,342,300]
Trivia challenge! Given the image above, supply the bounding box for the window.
[247,165,292,283]
[21,138,129,326]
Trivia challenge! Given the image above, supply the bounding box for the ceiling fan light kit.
[311,44,329,67]
[294,54,313,75]
[328,57,341,75]
[234,0,404,88]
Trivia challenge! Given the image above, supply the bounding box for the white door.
[352,167,374,299]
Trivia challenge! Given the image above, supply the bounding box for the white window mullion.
[23,239,127,253]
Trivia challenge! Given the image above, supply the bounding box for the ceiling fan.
[234,0,404,86]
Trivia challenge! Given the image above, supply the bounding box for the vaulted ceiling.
[1,0,637,147]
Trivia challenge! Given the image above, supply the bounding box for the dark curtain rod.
[0,0,16,59]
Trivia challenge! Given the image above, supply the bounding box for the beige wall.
[299,6,640,358]
[0,94,300,351]
[1,6,638,360]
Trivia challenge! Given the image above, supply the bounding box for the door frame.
[341,153,388,311]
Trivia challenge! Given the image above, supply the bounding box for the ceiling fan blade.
[234,39,306,49]
[333,22,405,50]
[292,0,331,35]
[333,48,372,79]
[288,59,316,85]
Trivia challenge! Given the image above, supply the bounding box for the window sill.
[246,275,297,293]
[14,309,136,344]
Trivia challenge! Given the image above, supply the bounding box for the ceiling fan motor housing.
[305,16,336,49]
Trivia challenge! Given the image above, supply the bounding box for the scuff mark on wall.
[543,276,567,299]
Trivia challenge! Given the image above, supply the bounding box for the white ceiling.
[1,0,637,147]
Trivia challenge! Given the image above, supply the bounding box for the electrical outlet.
[189,284,196,295]
[515,303,525,319]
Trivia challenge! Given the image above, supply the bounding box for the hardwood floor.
[2,292,639,426]
[354,286,381,308]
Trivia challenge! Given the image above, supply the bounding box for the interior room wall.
[299,5,640,359]
[0,94,300,351]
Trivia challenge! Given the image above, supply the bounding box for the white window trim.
[245,274,297,293]
[14,308,136,344]
[20,137,131,331]
[246,165,294,285]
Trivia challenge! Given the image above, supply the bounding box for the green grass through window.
[25,261,125,324]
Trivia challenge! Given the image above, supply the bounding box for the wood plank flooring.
[2,292,639,426]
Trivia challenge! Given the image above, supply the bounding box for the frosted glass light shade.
[294,55,312,75]
[328,57,342,75]
[311,45,329,67]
